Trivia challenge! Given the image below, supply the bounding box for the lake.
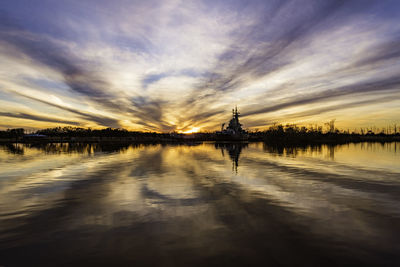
[0,142,399,266]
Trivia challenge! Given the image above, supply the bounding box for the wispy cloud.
[0,0,399,130]
[10,91,122,128]
[0,111,80,126]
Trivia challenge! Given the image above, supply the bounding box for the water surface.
[0,142,399,266]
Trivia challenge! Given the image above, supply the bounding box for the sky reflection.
[0,142,399,265]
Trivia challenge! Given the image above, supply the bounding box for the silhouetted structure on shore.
[0,120,400,144]
[217,107,248,140]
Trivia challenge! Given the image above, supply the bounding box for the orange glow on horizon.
[182,127,200,134]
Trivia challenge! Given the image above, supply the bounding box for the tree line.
[0,122,399,141]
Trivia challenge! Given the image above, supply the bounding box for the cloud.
[195,1,371,94]
[0,111,81,126]
[352,39,400,68]
[179,0,400,126]
[0,17,115,100]
[11,91,122,128]
[0,0,399,130]
[245,94,400,128]
[243,75,400,118]
[0,14,163,128]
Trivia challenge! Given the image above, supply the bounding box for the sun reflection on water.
[0,142,399,265]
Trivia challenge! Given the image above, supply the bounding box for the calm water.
[0,142,399,266]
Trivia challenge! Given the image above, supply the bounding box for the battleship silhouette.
[217,107,248,140]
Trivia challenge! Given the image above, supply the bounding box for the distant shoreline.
[1,135,399,145]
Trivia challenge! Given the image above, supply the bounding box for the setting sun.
[1,0,400,265]
[183,127,200,134]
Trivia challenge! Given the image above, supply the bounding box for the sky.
[0,0,400,132]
